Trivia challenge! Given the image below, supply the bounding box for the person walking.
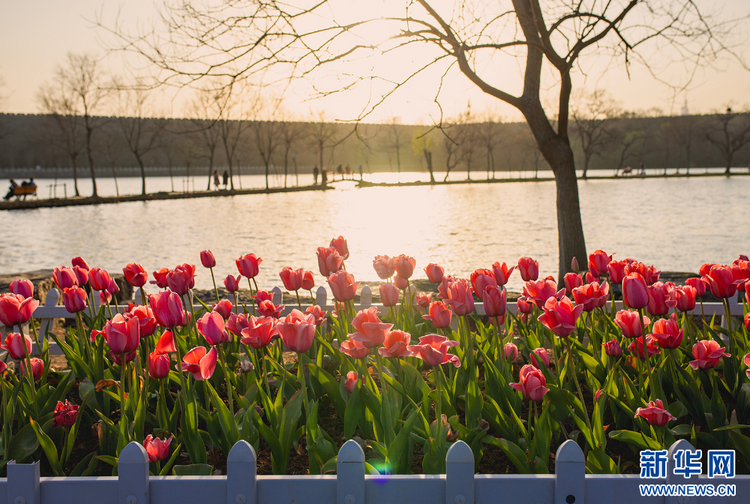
[213,170,220,190]
[222,170,229,189]
[313,165,319,185]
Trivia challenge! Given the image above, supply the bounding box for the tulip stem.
[119,354,127,421]
[18,326,38,415]
[210,268,220,304]
[218,346,234,415]
[247,279,256,316]
[722,298,735,356]
[565,338,592,431]
[297,351,309,419]
[638,310,654,400]
[295,290,302,311]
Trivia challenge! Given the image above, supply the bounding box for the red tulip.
[123,263,148,287]
[154,330,176,354]
[237,253,263,279]
[167,264,196,295]
[517,296,533,315]
[224,275,241,293]
[345,371,359,393]
[317,247,343,277]
[379,283,400,306]
[482,285,507,318]
[240,316,278,349]
[510,364,549,402]
[504,342,518,360]
[651,314,684,349]
[423,301,453,329]
[673,285,697,312]
[276,309,317,353]
[606,260,628,284]
[125,304,157,337]
[20,357,43,380]
[602,338,623,357]
[305,305,328,326]
[530,347,549,368]
[393,274,408,290]
[471,269,497,296]
[351,307,393,348]
[394,255,417,280]
[622,273,649,309]
[647,282,676,316]
[689,340,730,370]
[301,270,315,291]
[329,236,350,260]
[443,278,474,316]
[182,346,218,380]
[595,390,605,402]
[425,263,445,284]
[373,255,395,280]
[9,279,34,299]
[685,277,706,296]
[196,311,230,346]
[0,293,39,326]
[52,400,79,428]
[407,334,461,367]
[563,273,583,297]
[328,271,359,302]
[522,277,560,310]
[413,291,432,310]
[588,250,613,278]
[279,267,305,291]
[149,291,188,327]
[614,310,650,338]
[491,262,514,287]
[339,338,369,359]
[703,264,741,299]
[254,291,284,318]
[745,312,750,332]
[379,330,412,358]
[0,361,6,374]
[146,352,170,379]
[437,275,456,300]
[3,332,32,360]
[745,353,750,379]
[625,262,661,285]
[627,335,661,359]
[71,256,89,270]
[200,250,216,269]
[143,435,173,462]
[538,295,583,337]
[635,399,675,427]
[227,313,250,338]
[517,257,539,282]
[151,268,170,288]
[731,258,750,288]
[110,350,138,366]
[572,281,610,312]
[53,266,78,289]
[89,267,111,291]
[103,314,140,354]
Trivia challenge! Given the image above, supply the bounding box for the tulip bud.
[200,250,217,269]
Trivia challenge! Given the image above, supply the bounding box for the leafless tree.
[106,0,745,278]
[37,87,84,196]
[673,115,698,175]
[307,111,339,177]
[278,113,307,187]
[571,90,619,179]
[412,127,437,183]
[613,127,645,176]
[187,86,223,191]
[476,111,503,180]
[382,117,407,174]
[704,109,750,174]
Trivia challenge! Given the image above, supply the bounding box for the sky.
[1,0,749,124]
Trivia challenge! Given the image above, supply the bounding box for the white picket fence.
[1,437,748,504]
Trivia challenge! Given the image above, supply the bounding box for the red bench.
[12,185,37,199]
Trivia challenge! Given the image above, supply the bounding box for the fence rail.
[1,438,748,504]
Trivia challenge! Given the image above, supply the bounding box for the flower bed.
[1,242,749,477]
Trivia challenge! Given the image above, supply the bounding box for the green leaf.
[307,363,346,419]
[159,443,183,476]
[344,385,363,439]
[482,436,531,474]
[609,429,661,450]
[70,452,98,476]
[205,381,240,447]
[7,420,42,463]
[586,448,617,474]
[386,407,419,474]
[96,455,119,467]
[172,463,214,476]
[30,419,63,476]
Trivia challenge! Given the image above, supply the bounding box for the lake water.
[2,172,748,295]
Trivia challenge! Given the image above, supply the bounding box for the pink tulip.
[280,267,305,291]
[196,312,230,346]
[373,255,395,280]
[200,250,216,269]
[563,273,583,296]
[537,295,583,337]
[167,264,196,295]
[227,313,250,338]
[646,282,675,316]
[650,314,684,349]
[0,293,39,326]
[379,330,412,358]
[594,390,605,402]
[3,332,32,360]
[622,273,649,309]
[602,338,622,357]
[625,262,661,285]
[317,247,343,277]
[394,255,417,280]
[143,435,173,462]
[607,260,628,284]
[182,346,218,380]
[328,270,359,302]
[614,310,650,338]
[437,275,456,300]
[212,299,233,320]
[240,316,278,349]
[53,266,78,289]
[339,338,369,359]
[255,291,284,318]
[99,290,113,306]
[702,264,741,299]
[123,263,148,287]
[482,285,507,318]
[154,330,176,354]
[470,269,497,297]
[685,277,706,296]
[407,334,461,367]
[443,278,474,316]
[746,312,750,333]
[89,267,111,291]
[52,400,79,428]
[635,399,676,427]
[9,279,34,299]
[510,364,549,402]
[224,274,241,292]
[572,281,610,312]
[588,250,613,278]
[345,371,358,393]
[110,350,138,365]
[148,352,171,379]
[329,236,350,260]
[491,262,514,287]
[423,301,453,329]
[530,347,550,368]
[628,335,661,359]
[125,303,158,337]
[351,307,393,348]
[302,271,315,291]
[20,357,43,380]
[0,361,6,374]
[394,275,408,290]
[425,263,445,284]
[413,292,432,310]
[673,285,697,312]
[151,268,170,288]
[71,265,88,286]
[149,291,188,327]
[277,309,316,353]
[689,340,730,370]
[744,353,750,380]
[305,305,328,326]
[237,253,263,279]
[504,342,518,360]
[103,314,140,354]
[517,257,539,282]
[379,283,400,307]
[522,277,560,310]
[517,297,533,315]
[71,257,89,270]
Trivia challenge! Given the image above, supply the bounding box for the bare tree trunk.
[111,162,120,197]
[424,151,435,183]
[284,150,289,188]
[71,157,80,196]
[85,118,98,197]
[265,162,270,190]
[138,157,147,195]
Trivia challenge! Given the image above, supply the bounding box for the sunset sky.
[1,0,749,124]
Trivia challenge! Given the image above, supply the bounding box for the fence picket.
[446,441,474,504]
[118,443,149,504]
[555,440,585,504]
[6,461,40,504]
[226,441,256,504]
[337,440,365,504]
